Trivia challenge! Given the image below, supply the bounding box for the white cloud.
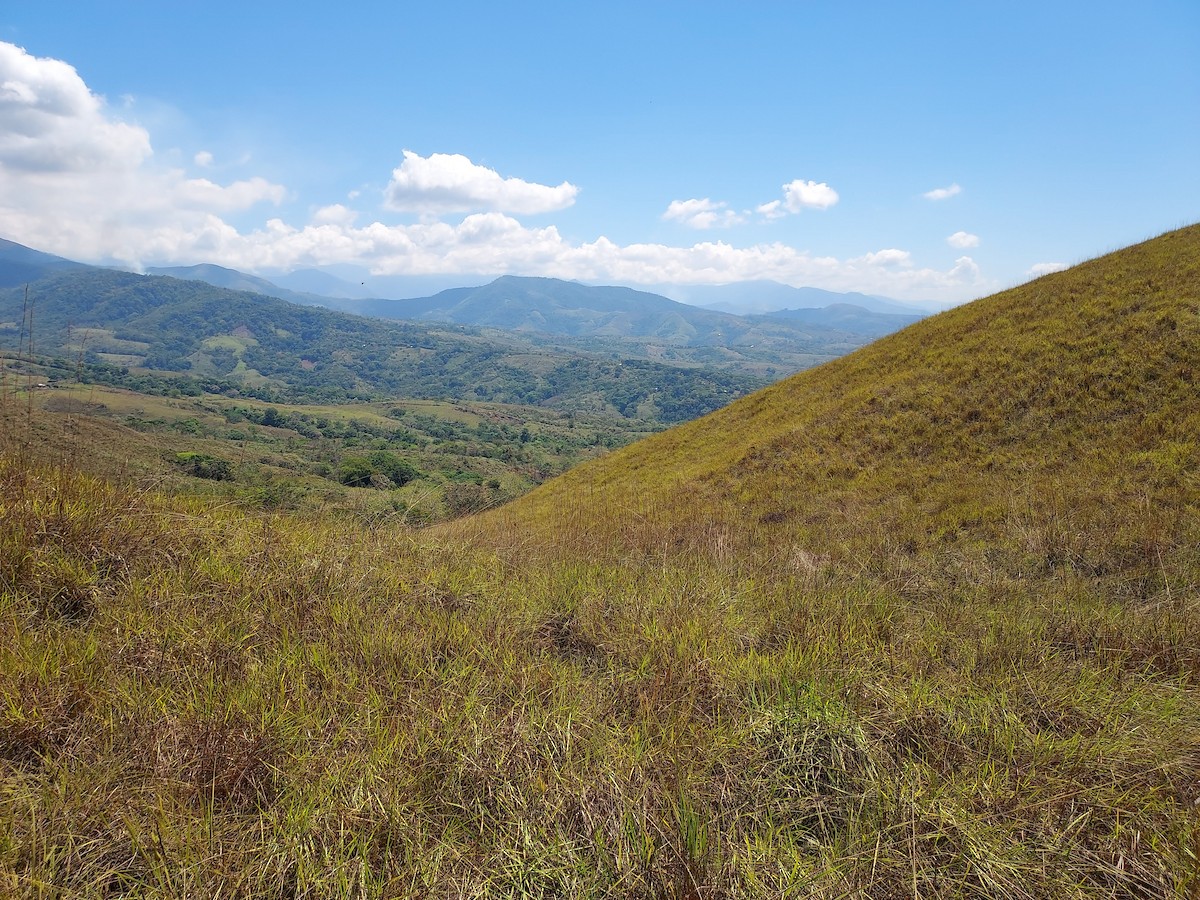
[173,175,286,211]
[384,150,578,215]
[947,230,979,248]
[194,150,213,168]
[1027,261,1068,277]
[0,41,286,265]
[852,248,911,267]
[311,203,357,226]
[949,256,981,281]
[924,183,962,201]
[756,200,785,220]
[662,198,743,229]
[782,179,839,211]
[0,41,991,303]
[0,41,151,173]
[145,215,983,302]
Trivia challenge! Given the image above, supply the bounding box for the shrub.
[172,452,232,481]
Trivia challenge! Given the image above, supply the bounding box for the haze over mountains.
[146,261,928,339]
[0,238,926,403]
[658,280,934,316]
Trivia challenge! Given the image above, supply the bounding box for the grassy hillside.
[1,227,1198,897]
[470,225,1200,574]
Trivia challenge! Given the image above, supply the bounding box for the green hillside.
[2,227,1198,897]
[349,274,905,375]
[0,267,762,422]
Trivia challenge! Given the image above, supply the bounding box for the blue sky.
[1,1,1197,304]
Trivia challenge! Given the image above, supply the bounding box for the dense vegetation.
[0,371,654,524]
[0,268,764,422]
[1,226,1198,897]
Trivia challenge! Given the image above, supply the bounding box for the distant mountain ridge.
[661,280,933,315]
[0,237,930,392]
[0,246,766,423]
[125,257,930,346]
[146,264,336,309]
[0,238,88,288]
[353,275,723,336]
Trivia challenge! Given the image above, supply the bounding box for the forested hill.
[0,267,763,422]
[344,274,922,372]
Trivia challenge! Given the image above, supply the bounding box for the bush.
[336,456,375,487]
[367,450,418,487]
[336,451,419,489]
[173,452,232,481]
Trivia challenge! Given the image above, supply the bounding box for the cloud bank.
[0,41,988,302]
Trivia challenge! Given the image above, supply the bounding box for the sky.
[1,1,1197,305]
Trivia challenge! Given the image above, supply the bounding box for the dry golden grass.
[1,226,1198,897]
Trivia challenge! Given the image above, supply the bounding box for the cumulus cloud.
[384,150,578,215]
[947,230,979,248]
[173,176,286,211]
[923,183,961,201]
[782,179,839,211]
[311,203,357,226]
[949,256,981,281]
[854,248,911,266]
[0,41,989,303]
[756,200,785,221]
[0,41,286,265]
[1027,261,1068,277]
[0,41,151,173]
[662,198,744,229]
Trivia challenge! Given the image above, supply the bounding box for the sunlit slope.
[472,225,1200,567]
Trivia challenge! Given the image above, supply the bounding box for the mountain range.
[146,261,927,345]
[660,279,933,315]
[142,262,926,378]
[0,238,925,406]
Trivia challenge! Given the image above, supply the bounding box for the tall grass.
[2,225,1199,896]
[2,447,1196,896]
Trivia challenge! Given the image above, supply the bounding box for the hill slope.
[471,225,1200,578]
[3,227,1198,897]
[145,263,336,308]
[0,266,762,421]
[0,238,88,287]
[347,274,910,372]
